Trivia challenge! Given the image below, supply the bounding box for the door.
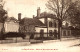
[49,30,53,36]
[40,29,44,38]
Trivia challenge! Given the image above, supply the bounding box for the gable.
[39,18,45,24]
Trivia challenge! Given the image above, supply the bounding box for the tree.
[67,1,80,26]
[46,0,72,40]
[0,2,8,34]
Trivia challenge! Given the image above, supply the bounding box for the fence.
[0,32,58,44]
[71,30,80,36]
[0,35,29,44]
[1,29,77,44]
[0,33,43,44]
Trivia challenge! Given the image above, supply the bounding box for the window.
[63,31,66,36]
[49,21,52,27]
[49,30,53,36]
[54,22,57,28]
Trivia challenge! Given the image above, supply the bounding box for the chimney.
[37,7,40,17]
[18,13,21,21]
[33,15,35,18]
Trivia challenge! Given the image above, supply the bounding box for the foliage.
[67,1,80,24]
[0,4,7,23]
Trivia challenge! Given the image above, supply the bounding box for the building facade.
[19,18,45,34]
[19,7,59,39]
[4,17,19,33]
[35,13,58,38]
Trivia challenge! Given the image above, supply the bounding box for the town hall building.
[19,7,59,39]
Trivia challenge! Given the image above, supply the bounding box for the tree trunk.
[58,19,62,41]
[2,22,5,34]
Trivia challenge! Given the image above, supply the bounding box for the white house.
[4,17,19,33]
[34,7,58,38]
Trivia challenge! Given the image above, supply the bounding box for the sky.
[2,0,77,19]
[3,0,48,19]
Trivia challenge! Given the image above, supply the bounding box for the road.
[0,38,80,52]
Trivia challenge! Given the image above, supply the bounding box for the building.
[19,7,59,39]
[4,17,19,33]
[34,7,58,38]
[19,17,45,34]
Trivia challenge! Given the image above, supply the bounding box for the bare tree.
[46,0,72,40]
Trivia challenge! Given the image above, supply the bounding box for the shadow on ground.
[70,44,80,47]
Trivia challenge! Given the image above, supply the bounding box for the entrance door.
[49,30,53,36]
[40,29,44,38]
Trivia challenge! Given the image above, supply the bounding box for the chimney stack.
[18,13,21,21]
[33,15,35,18]
[37,7,40,17]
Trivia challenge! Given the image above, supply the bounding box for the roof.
[20,18,45,26]
[5,17,19,23]
[35,12,58,20]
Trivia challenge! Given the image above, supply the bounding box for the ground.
[0,37,80,52]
